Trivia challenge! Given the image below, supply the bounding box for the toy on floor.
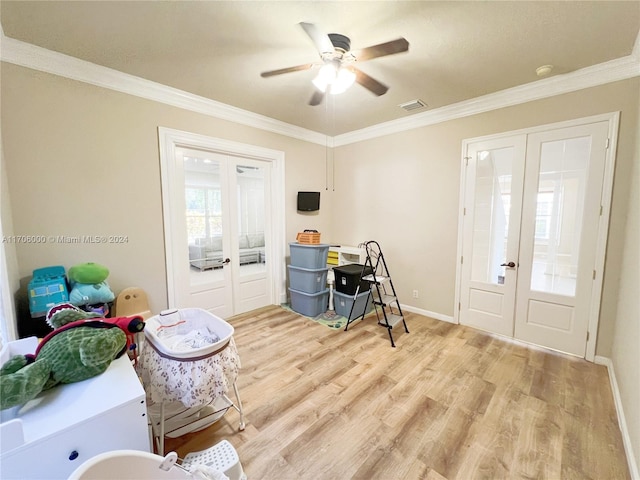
[0,303,144,410]
[68,262,116,307]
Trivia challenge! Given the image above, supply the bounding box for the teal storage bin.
[334,290,373,320]
[289,288,329,317]
[288,265,328,294]
[28,266,69,318]
[289,243,330,269]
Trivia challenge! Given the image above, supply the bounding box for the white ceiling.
[1,1,639,136]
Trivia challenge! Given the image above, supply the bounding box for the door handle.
[500,262,516,268]
[222,258,231,265]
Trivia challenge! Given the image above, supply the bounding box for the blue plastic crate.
[334,290,373,320]
[289,243,330,269]
[28,266,69,317]
[288,265,328,294]
[288,288,329,318]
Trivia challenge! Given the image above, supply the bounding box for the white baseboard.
[595,355,639,480]
[401,305,455,324]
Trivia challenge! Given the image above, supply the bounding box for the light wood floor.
[164,306,629,479]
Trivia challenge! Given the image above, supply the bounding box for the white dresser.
[0,339,150,480]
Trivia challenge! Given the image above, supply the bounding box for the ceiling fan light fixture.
[330,68,356,95]
[312,63,337,92]
[312,63,355,95]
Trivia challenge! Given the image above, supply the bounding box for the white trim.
[461,112,619,145]
[482,329,583,358]
[402,305,455,324]
[0,35,326,146]
[158,127,286,310]
[0,230,18,343]
[0,131,17,343]
[453,146,469,326]
[595,355,639,480]
[333,55,639,146]
[586,112,620,361]
[1,32,638,146]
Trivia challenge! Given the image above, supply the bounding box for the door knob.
[500,262,516,268]
[222,258,231,264]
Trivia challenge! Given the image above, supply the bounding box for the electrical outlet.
[412,289,419,298]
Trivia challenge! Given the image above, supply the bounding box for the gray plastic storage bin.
[289,243,330,269]
[334,290,373,320]
[288,265,328,294]
[289,288,329,317]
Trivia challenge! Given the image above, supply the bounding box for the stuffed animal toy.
[67,262,116,306]
[67,262,116,307]
[69,281,115,306]
[0,303,144,410]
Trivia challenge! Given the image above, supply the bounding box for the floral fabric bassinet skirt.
[136,336,241,408]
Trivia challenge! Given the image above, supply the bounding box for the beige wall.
[610,93,640,474]
[1,63,637,360]
[333,78,640,357]
[1,63,333,317]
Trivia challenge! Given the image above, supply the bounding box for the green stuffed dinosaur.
[1,303,144,410]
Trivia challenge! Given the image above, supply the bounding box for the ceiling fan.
[260,22,409,106]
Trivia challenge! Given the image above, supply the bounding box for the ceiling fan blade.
[261,63,315,78]
[354,68,389,96]
[309,90,325,106]
[299,22,334,54]
[353,38,409,62]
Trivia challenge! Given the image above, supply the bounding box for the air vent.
[398,99,428,112]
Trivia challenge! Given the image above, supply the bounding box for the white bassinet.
[136,308,245,455]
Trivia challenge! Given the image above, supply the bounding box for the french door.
[159,128,284,318]
[458,117,614,357]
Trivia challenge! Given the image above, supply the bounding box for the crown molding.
[1,33,638,148]
[0,35,327,146]
[333,52,640,146]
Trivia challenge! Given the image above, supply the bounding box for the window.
[185,186,222,243]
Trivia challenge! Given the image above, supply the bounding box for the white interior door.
[179,148,233,318]
[228,157,273,315]
[159,127,283,318]
[459,119,612,357]
[174,149,273,317]
[459,135,526,336]
[514,122,609,356]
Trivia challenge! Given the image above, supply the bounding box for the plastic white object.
[144,308,234,359]
[68,450,192,479]
[183,440,246,480]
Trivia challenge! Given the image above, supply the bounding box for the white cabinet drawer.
[1,398,149,479]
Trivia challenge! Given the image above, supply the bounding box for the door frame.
[454,112,620,361]
[158,127,286,312]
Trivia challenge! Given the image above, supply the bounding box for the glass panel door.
[179,149,232,317]
[459,135,526,337]
[236,164,266,277]
[459,118,613,357]
[232,161,272,314]
[529,137,590,297]
[160,128,280,320]
[470,147,515,286]
[514,121,609,356]
[185,154,225,285]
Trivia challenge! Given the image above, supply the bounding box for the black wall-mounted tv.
[297,191,320,212]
